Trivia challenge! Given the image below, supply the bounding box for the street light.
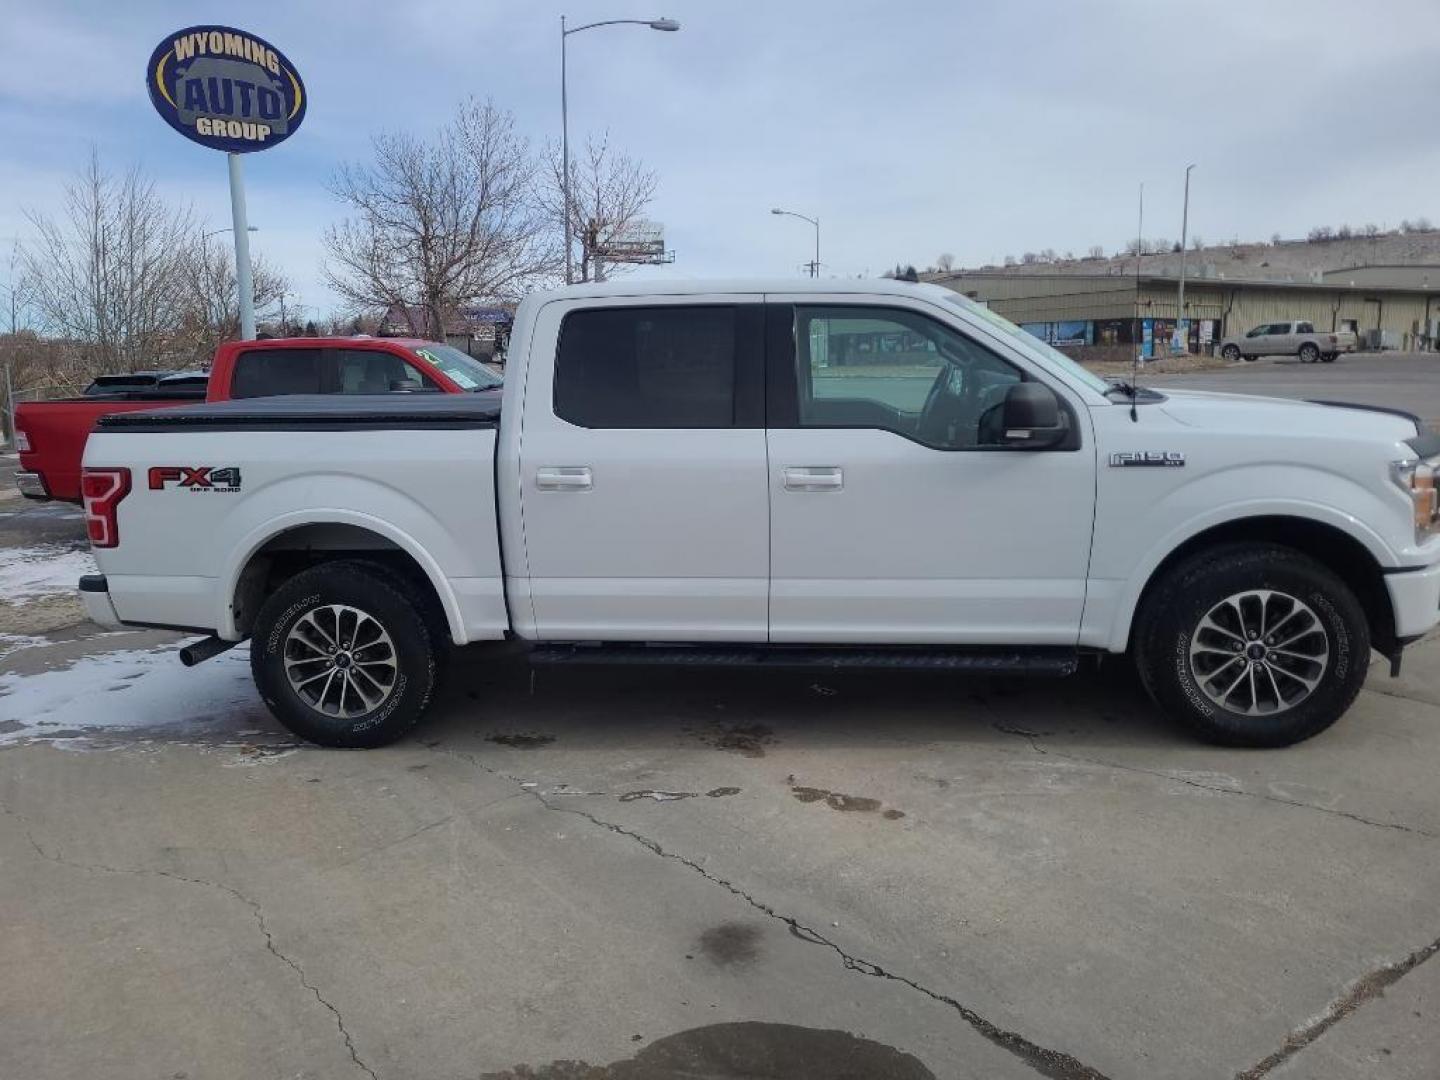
[201,225,258,241]
[560,15,680,285]
[771,208,820,278]
[1177,163,1195,354]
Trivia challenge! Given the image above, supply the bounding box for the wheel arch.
[1122,515,1395,656]
[221,512,462,645]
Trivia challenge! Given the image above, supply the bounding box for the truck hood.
[1156,388,1420,444]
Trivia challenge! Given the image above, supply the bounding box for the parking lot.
[3,353,1439,1080]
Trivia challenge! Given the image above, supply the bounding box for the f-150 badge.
[1109,451,1185,468]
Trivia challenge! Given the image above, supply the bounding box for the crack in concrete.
[1233,934,1440,1080]
[431,744,1110,1080]
[990,724,1438,839]
[1,802,379,1080]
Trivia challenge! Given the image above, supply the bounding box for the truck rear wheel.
[250,561,438,748]
[1134,544,1369,747]
[1299,343,1320,363]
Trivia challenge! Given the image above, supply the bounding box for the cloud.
[3,0,1439,310]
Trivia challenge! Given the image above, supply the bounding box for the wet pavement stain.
[619,790,696,803]
[486,732,557,749]
[698,922,763,967]
[791,786,905,820]
[706,786,741,798]
[704,724,774,757]
[479,1021,936,1079]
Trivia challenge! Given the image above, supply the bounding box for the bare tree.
[173,235,291,364]
[21,151,195,374]
[324,98,556,338]
[1086,245,1105,260]
[540,133,658,283]
[935,252,956,272]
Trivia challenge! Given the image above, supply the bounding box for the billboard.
[147,26,307,153]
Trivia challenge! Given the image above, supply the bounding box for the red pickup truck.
[15,337,501,502]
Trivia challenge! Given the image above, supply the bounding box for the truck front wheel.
[1134,544,1369,747]
[250,561,438,748]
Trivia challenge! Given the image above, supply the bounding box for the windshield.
[937,291,1111,395]
[411,344,503,391]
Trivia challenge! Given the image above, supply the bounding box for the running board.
[530,644,1079,676]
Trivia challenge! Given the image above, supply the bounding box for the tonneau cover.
[96,391,502,432]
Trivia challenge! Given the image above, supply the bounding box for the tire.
[1221,344,1240,362]
[1134,544,1369,747]
[250,561,438,748]
[1242,354,1256,362]
[1299,343,1320,363]
[1322,353,1336,363]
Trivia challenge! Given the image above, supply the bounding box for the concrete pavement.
[3,357,1440,1079]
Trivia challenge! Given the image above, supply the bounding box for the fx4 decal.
[148,466,243,492]
[1109,451,1185,468]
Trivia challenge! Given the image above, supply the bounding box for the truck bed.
[17,396,199,501]
[85,392,507,644]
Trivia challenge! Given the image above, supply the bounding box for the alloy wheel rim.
[1188,589,1329,716]
[284,604,399,718]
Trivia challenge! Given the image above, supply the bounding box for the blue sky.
[4,0,1440,320]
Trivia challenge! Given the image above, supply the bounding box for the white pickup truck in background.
[77,280,1440,749]
[1219,319,1357,363]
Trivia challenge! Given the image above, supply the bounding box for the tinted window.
[335,349,438,393]
[231,349,323,399]
[794,306,1025,450]
[1296,322,1314,333]
[555,306,737,428]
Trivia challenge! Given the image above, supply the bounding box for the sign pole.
[227,153,256,340]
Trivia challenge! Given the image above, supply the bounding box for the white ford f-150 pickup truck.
[77,280,1440,748]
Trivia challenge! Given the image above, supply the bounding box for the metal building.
[934,270,1440,355]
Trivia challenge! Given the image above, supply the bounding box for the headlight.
[1392,458,1439,541]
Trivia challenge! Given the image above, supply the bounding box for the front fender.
[1090,461,1407,652]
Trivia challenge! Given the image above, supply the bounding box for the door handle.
[536,466,593,491]
[783,466,843,492]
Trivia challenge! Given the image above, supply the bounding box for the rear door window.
[555,306,739,428]
[230,349,324,398]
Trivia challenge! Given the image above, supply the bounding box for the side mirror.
[999,383,1065,448]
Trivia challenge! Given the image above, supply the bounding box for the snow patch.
[0,544,96,605]
[0,642,269,746]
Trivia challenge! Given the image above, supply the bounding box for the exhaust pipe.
[179,635,238,667]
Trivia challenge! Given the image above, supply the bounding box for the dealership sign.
[146,26,306,153]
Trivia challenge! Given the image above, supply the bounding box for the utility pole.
[1177,164,1195,354]
[1134,181,1144,366]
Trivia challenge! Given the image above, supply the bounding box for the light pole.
[561,15,679,285]
[771,208,820,278]
[1176,163,1195,354]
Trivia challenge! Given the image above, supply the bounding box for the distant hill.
[922,229,1440,284]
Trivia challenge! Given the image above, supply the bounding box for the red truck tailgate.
[16,399,191,502]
